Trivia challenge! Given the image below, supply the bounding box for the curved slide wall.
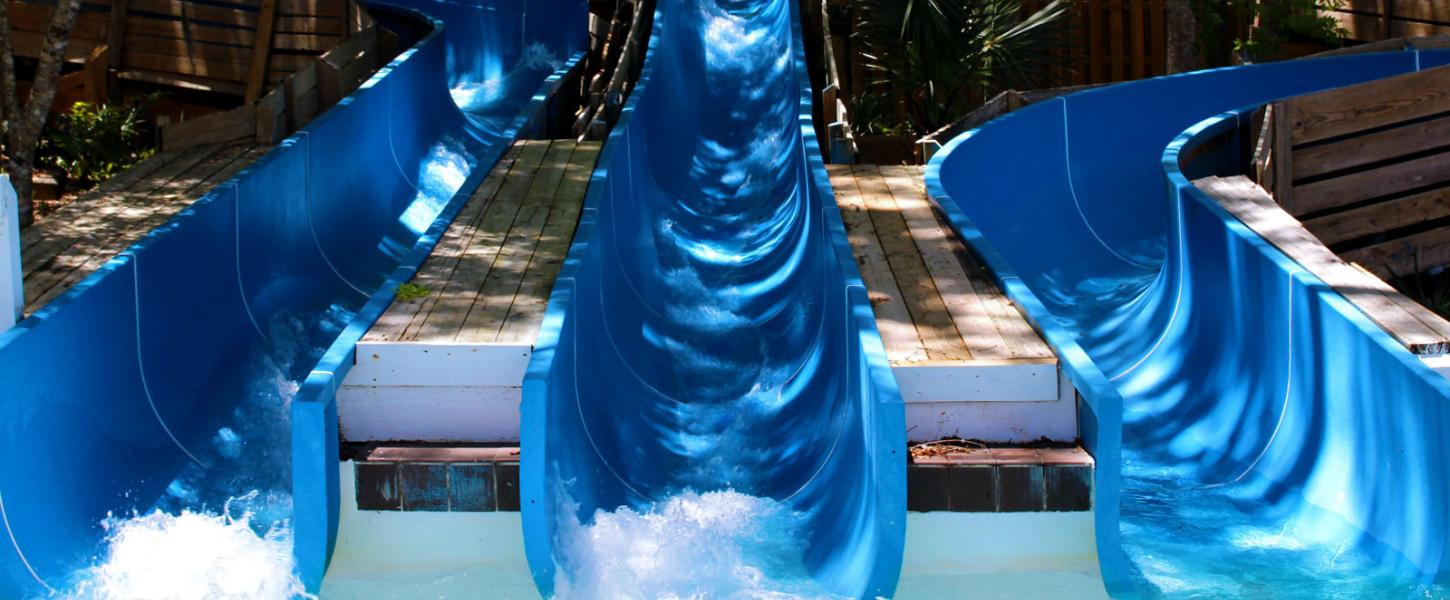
[928,50,1450,595]
[521,0,906,595]
[0,1,583,594]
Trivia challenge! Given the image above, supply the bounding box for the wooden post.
[0,175,21,329]
[1271,102,1293,211]
[246,0,279,103]
[107,0,128,69]
[84,45,110,103]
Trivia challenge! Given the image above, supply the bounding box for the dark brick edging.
[348,445,1094,514]
[907,447,1093,513]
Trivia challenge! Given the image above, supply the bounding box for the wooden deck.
[20,140,270,314]
[345,156,1071,444]
[828,164,1054,365]
[364,139,600,345]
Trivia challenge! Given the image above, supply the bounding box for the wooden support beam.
[245,0,279,102]
[107,0,129,69]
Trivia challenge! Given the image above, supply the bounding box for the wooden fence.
[1326,0,1450,41]
[7,0,368,102]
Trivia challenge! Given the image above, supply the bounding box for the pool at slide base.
[0,0,584,594]
[520,0,906,596]
[928,49,1450,596]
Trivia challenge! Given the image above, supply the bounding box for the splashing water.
[553,490,845,600]
[54,308,350,599]
[59,504,309,600]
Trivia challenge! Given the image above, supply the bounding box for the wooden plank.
[854,165,971,362]
[830,165,927,363]
[880,165,1012,360]
[8,4,110,39]
[1199,175,1450,354]
[1391,18,1450,37]
[1293,113,1450,180]
[1109,0,1124,82]
[114,68,248,94]
[9,31,102,62]
[1285,65,1450,145]
[1304,186,1450,245]
[1326,9,1385,40]
[1292,150,1450,215]
[1392,0,1450,22]
[246,0,279,101]
[122,34,252,64]
[456,142,577,342]
[108,0,130,68]
[411,141,552,341]
[127,0,256,27]
[1130,0,1144,79]
[1272,102,1293,211]
[1344,227,1450,281]
[1150,0,1165,75]
[25,144,236,306]
[366,144,527,342]
[162,104,257,149]
[497,141,602,344]
[122,48,250,81]
[20,149,184,250]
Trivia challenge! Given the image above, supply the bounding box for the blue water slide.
[520,0,906,595]
[928,49,1450,595]
[0,0,584,594]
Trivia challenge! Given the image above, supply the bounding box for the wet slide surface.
[928,50,1450,597]
[0,0,582,595]
[521,0,905,596]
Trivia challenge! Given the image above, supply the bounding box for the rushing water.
[51,307,353,600]
[1118,447,1450,599]
[552,491,845,600]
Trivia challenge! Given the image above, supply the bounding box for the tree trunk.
[1,0,83,227]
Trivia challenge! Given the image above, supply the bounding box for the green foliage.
[396,282,431,301]
[1388,253,1450,320]
[1192,0,1346,66]
[38,98,155,190]
[854,0,1072,134]
[848,90,911,135]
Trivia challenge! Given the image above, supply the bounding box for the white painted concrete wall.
[0,175,20,331]
[339,341,1080,444]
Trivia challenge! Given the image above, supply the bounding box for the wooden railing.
[1251,60,1450,281]
[159,23,394,149]
[1327,0,1450,41]
[8,0,367,101]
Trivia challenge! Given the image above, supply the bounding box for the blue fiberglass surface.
[928,49,1450,597]
[0,0,583,594]
[520,0,905,596]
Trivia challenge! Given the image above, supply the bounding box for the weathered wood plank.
[1293,113,1450,180]
[497,141,601,344]
[246,0,279,101]
[21,149,184,249]
[25,144,242,309]
[1292,150,1450,215]
[1199,175,1450,355]
[366,143,527,342]
[411,140,552,341]
[854,165,970,361]
[1304,186,1450,246]
[879,165,1011,360]
[456,142,577,342]
[1344,227,1450,281]
[830,165,927,363]
[1285,64,1450,145]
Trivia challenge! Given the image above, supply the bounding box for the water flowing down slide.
[0,0,583,595]
[520,0,906,596]
[928,49,1450,597]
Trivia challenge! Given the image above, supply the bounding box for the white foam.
[59,505,308,600]
[554,490,845,600]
